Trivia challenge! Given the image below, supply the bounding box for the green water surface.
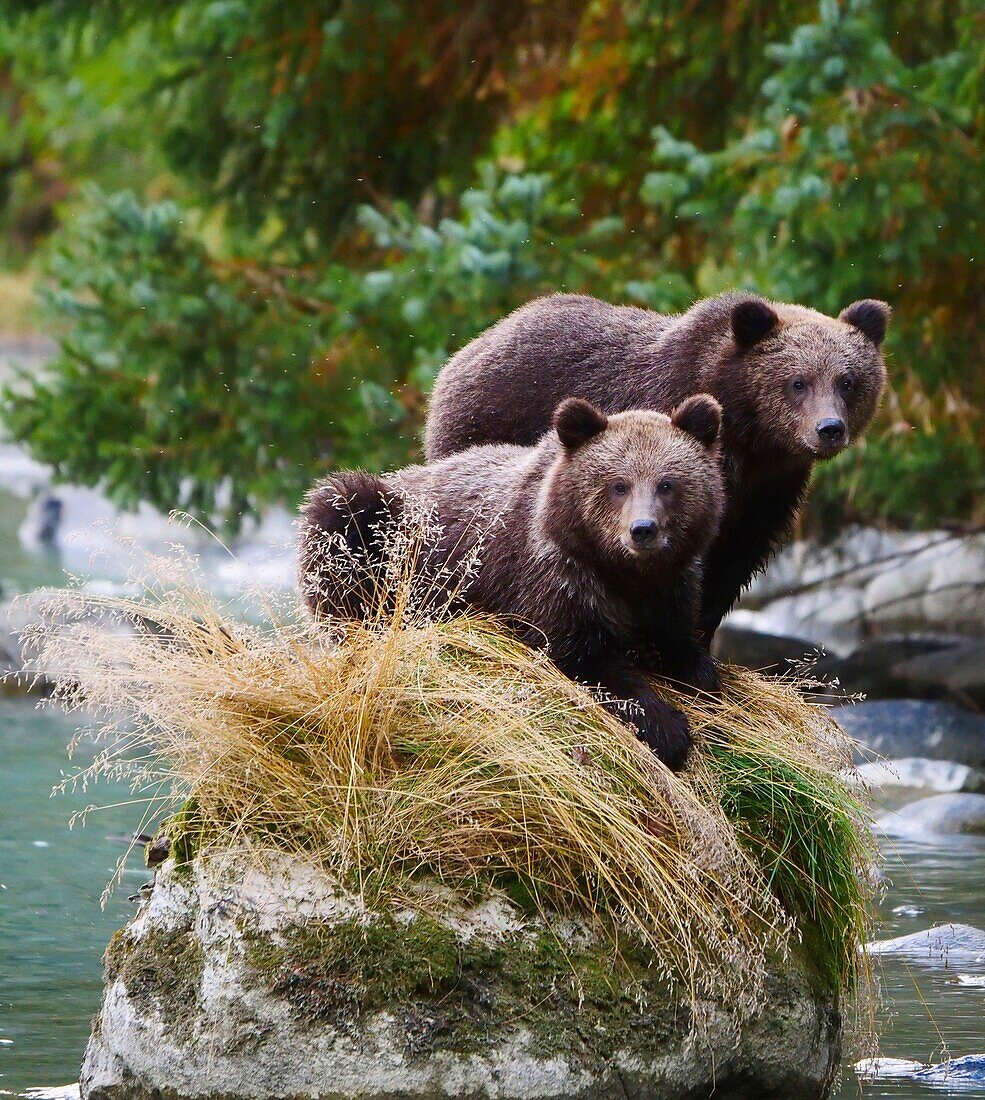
[0,701,139,1094]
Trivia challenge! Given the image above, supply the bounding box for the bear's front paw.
[632,698,691,772]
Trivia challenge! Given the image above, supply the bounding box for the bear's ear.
[671,394,722,450]
[731,298,779,351]
[839,299,890,347]
[553,398,608,451]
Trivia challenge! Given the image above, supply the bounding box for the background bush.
[0,0,981,532]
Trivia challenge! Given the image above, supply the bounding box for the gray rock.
[861,550,939,633]
[891,640,985,711]
[711,625,819,673]
[81,856,841,1100]
[915,1055,985,1085]
[891,905,924,917]
[876,793,985,838]
[865,923,985,967]
[852,758,985,794]
[854,1057,926,1080]
[812,635,964,701]
[736,527,985,648]
[727,588,863,657]
[833,700,985,768]
[921,538,985,636]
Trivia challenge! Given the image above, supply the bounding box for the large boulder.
[726,591,862,657]
[81,856,842,1100]
[711,629,983,709]
[732,527,985,652]
[833,700,985,768]
[710,625,818,674]
[809,635,965,702]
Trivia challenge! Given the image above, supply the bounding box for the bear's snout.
[815,417,847,451]
[629,518,659,547]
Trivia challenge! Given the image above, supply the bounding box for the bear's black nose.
[816,418,846,444]
[630,519,659,546]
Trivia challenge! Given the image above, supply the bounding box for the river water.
[0,486,982,1097]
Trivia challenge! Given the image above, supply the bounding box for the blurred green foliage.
[0,0,981,532]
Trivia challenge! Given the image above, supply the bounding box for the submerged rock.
[81,856,842,1100]
[915,1056,985,1087]
[865,923,985,967]
[856,1054,985,1087]
[876,793,985,838]
[833,700,985,768]
[854,1057,925,1080]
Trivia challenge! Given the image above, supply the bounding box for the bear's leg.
[637,580,721,695]
[699,466,810,644]
[660,646,721,695]
[590,656,692,771]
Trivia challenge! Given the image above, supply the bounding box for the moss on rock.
[239,911,689,1069]
[104,922,204,1028]
[157,798,204,867]
[82,859,842,1099]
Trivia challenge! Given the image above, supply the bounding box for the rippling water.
[834,836,985,1098]
[0,702,138,1095]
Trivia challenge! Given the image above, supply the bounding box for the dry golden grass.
[27,528,876,1025]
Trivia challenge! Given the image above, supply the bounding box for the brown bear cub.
[424,292,889,641]
[299,395,725,770]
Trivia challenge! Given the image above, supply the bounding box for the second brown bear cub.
[299,395,724,770]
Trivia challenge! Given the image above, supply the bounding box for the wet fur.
[299,404,724,770]
[425,292,888,640]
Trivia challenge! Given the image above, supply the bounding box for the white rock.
[851,758,985,794]
[854,1056,925,1080]
[81,854,842,1100]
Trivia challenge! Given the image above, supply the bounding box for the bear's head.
[720,295,889,462]
[541,395,724,580]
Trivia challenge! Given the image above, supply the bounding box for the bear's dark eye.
[839,375,854,393]
[791,377,807,393]
[611,480,630,497]
[658,478,674,495]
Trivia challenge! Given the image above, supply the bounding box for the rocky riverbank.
[728,525,985,653]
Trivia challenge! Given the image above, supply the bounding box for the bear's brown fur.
[299,395,724,770]
[424,292,889,640]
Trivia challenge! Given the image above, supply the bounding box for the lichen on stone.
[104,921,205,1028]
